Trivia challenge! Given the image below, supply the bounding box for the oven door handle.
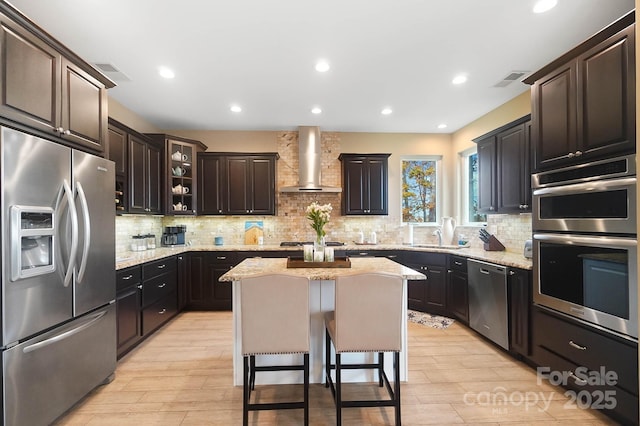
[533,233,637,248]
[533,176,636,196]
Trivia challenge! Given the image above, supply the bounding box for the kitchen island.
[219,256,425,386]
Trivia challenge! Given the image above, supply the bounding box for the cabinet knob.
[509,270,515,276]
[489,206,495,211]
[158,308,167,315]
[55,126,64,133]
[575,150,583,157]
[137,284,143,290]
[522,204,528,209]
[219,210,223,213]
[567,152,575,158]
[63,129,71,136]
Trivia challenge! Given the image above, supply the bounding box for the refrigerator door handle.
[56,179,78,287]
[22,309,107,354]
[75,182,91,283]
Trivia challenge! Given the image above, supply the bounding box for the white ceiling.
[7,0,635,133]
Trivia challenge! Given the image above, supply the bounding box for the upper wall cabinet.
[525,12,635,172]
[474,115,531,214]
[339,153,390,215]
[108,119,163,215]
[147,134,207,216]
[198,153,278,216]
[0,7,113,153]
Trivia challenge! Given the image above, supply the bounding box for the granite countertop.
[115,243,533,271]
[218,257,426,281]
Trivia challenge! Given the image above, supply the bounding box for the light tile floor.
[55,311,620,425]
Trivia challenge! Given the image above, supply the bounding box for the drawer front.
[142,270,177,307]
[534,308,638,393]
[533,344,639,425]
[116,266,142,291]
[448,255,467,272]
[142,292,178,335]
[401,250,446,266]
[143,256,177,280]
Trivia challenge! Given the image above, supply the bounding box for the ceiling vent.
[93,62,131,82]
[493,71,529,87]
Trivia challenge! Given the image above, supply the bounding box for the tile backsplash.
[116,130,532,256]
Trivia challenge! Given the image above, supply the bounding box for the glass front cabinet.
[147,134,208,215]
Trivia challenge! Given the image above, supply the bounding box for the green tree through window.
[402,159,437,223]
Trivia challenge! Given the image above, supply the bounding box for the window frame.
[460,147,486,226]
[400,155,442,226]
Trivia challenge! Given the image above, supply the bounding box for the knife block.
[483,235,506,251]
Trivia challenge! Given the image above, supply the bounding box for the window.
[401,157,441,224]
[462,150,486,224]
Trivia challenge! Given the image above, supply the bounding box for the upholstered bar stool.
[240,273,310,426]
[324,272,404,425]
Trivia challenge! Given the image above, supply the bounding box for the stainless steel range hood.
[280,126,342,193]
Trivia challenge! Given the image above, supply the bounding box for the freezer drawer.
[2,304,116,426]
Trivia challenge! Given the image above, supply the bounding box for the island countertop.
[219,256,426,281]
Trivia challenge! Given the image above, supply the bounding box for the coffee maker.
[161,225,186,246]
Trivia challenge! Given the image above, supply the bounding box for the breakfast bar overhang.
[219,257,425,386]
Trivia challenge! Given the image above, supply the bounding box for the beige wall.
[108,97,162,133]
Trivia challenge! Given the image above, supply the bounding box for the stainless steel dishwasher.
[467,259,508,350]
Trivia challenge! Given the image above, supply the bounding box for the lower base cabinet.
[447,255,469,323]
[530,306,638,425]
[187,252,238,310]
[402,252,447,315]
[116,256,179,358]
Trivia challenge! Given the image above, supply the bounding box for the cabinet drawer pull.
[217,256,226,260]
[157,264,166,269]
[454,261,462,266]
[568,340,587,351]
[122,274,134,280]
[158,308,167,315]
[388,255,397,259]
[158,283,166,288]
[568,371,587,385]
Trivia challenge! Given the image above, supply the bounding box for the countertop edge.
[116,244,532,271]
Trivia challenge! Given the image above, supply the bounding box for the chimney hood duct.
[280,126,342,193]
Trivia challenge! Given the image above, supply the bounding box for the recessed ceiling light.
[315,60,330,73]
[452,74,467,85]
[381,108,393,115]
[311,107,322,114]
[437,123,447,129]
[533,0,557,13]
[230,105,242,113]
[158,66,175,79]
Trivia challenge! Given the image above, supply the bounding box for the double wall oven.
[532,154,637,339]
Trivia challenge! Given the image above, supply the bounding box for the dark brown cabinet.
[525,12,635,171]
[475,116,531,214]
[116,266,143,358]
[198,153,278,215]
[108,119,163,215]
[147,134,207,215]
[187,252,238,310]
[508,267,531,357]
[128,132,162,214]
[402,251,447,315]
[531,306,638,425]
[447,255,469,323]
[141,257,178,335]
[0,9,111,152]
[339,154,390,215]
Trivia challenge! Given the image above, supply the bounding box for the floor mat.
[407,310,455,329]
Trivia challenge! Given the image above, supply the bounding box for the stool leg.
[378,351,384,387]
[336,352,342,426]
[303,353,309,426]
[325,328,331,388]
[250,355,256,390]
[243,355,249,426]
[394,351,401,426]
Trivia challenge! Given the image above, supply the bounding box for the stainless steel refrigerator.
[0,127,116,425]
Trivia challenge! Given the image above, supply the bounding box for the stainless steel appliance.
[162,225,186,246]
[532,154,637,339]
[1,127,116,425]
[467,259,508,350]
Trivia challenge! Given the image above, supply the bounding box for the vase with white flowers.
[306,201,332,260]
